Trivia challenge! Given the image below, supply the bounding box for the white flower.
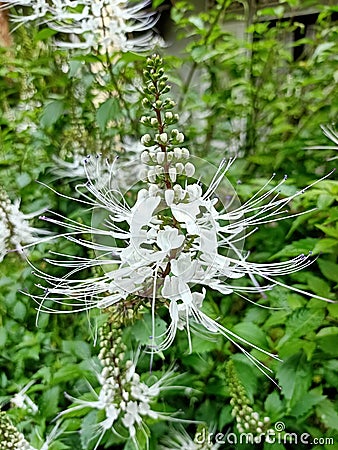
[51,137,146,189]
[160,425,221,450]
[57,330,185,450]
[29,55,335,380]
[0,190,50,262]
[306,124,338,161]
[3,0,163,54]
[29,147,335,381]
[11,380,38,414]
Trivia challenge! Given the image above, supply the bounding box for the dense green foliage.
[0,1,337,449]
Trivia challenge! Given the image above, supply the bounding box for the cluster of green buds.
[226,361,270,436]
[139,54,195,188]
[95,312,170,443]
[98,319,128,392]
[0,412,35,450]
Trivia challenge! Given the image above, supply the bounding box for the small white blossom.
[0,190,50,262]
[57,325,185,449]
[11,381,38,414]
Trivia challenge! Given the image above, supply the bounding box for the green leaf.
[0,328,7,348]
[231,322,269,351]
[62,340,92,360]
[289,390,326,417]
[316,327,338,356]
[152,0,166,8]
[327,303,338,319]
[39,386,60,419]
[316,399,338,430]
[264,391,284,422]
[277,307,325,348]
[305,274,332,298]
[270,238,317,260]
[12,301,27,321]
[276,352,312,405]
[52,364,87,384]
[316,223,338,239]
[34,28,58,41]
[313,238,338,254]
[131,313,167,347]
[80,410,99,450]
[96,97,119,130]
[317,193,335,209]
[231,355,258,401]
[219,405,233,428]
[40,100,65,127]
[278,338,316,360]
[317,259,338,283]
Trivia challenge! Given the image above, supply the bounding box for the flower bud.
[165,190,175,206]
[141,134,152,145]
[147,169,156,183]
[169,167,177,182]
[181,148,190,159]
[185,162,195,177]
[157,133,168,144]
[141,151,150,164]
[157,152,165,164]
[173,147,182,159]
[175,162,184,174]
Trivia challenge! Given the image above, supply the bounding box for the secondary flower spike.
[2,0,162,53]
[30,55,333,381]
[57,316,186,449]
[0,188,50,262]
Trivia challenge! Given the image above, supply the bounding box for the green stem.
[178,0,229,109]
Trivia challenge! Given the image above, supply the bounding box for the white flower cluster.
[2,0,161,53]
[32,55,333,380]
[0,412,36,450]
[51,135,145,189]
[3,74,40,134]
[0,190,49,262]
[59,322,182,448]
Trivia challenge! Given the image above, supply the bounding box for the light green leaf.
[316,327,338,356]
[39,386,60,419]
[313,238,338,254]
[231,322,269,351]
[131,313,167,347]
[276,352,312,404]
[96,97,119,130]
[289,391,326,417]
[316,399,338,430]
[270,238,317,260]
[277,307,325,348]
[264,391,284,422]
[317,259,338,283]
[62,340,92,360]
[40,100,65,127]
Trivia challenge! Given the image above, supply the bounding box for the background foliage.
[0,0,337,448]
